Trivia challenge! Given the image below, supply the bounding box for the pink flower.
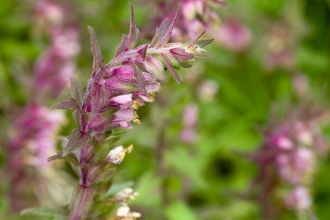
[180,104,198,144]
[9,103,65,167]
[285,187,312,211]
[217,19,251,51]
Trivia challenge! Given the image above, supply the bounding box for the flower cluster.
[250,107,328,218]
[43,4,212,219]
[33,0,80,99]
[6,0,80,212]
[9,103,65,168]
[217,18,251,51]
[143,0,225,41]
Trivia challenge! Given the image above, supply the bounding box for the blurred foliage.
[0,0,329,219]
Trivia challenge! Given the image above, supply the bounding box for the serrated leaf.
[70,77,84,107]
[48,129,90,162]
[20,206,68,220]
[52,98,79,110]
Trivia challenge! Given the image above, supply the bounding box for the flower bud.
[144,56,167,82]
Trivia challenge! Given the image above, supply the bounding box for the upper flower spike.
[49,4,213,162]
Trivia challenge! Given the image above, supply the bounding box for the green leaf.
[165,201,197,220]
[165,148,208,189]
[101,181,135,199]
[20,206,68,220]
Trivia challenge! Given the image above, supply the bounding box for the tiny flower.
[217,18,251,51]
[197,79,219,102]
[285,187,312,211]
[107,145,133,164]
[114,188,139,202]
[116,206,141,219]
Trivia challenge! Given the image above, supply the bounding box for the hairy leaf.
[48,129,90,162]
[70,77,84,107]
[52,98,79,110]
[157,8,180,48]
[88,26,105,77]
[150,18,170,48]
[129,58,147,95]
[161,53,183,84]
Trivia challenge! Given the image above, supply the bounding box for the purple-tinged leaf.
[144,56,167,82]
[88,26,105,77]
[170,48,194,62]
[48,129,90,162]
[73,110,89,131]
[52,98,79,110]
[157,8,180,48]
[197,38,214,48]
[69,186,94,220]
[187,30,214,48]
[150,18,170,48]
[115,34,128,57]
[187,30,206,49]
[70,77,84,107]
[89,164,116,184]
[104,78,139,93]
[88,108,134,132]
[129,58,147,95]
[161,53,183,84]
[87,111,115,132]
[91,83,108,114]
[66,153,80,166]
[126,4,140,50]
[211,0,228,6]
[138,44,148,61]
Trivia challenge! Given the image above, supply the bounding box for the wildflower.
[116,206,141,219]
[44,4,213,219]
[285,187,312,211]
[248,107,328,219]
[115,188,139,202]
[217,18,251,51]
[108,145,133,164]
[180,104,199,144]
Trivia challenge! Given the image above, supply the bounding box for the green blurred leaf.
[165,201,197,220]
